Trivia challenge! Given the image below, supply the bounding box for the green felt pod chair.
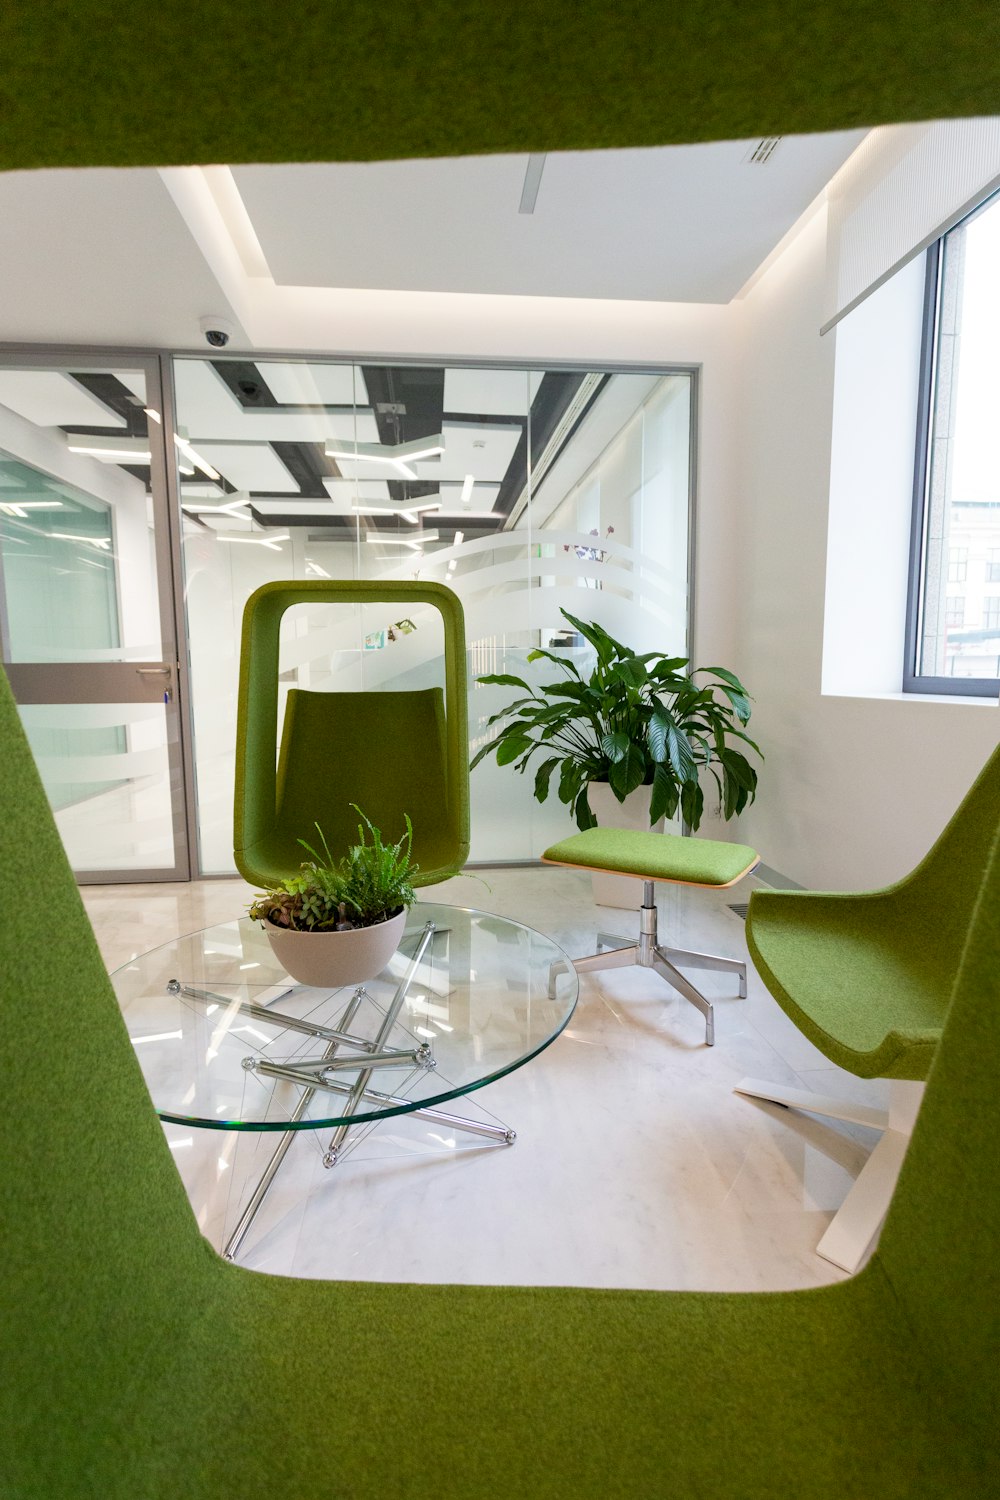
[736,739,1000,1273]
[2,656,1000,1498]
[233,579,469,890]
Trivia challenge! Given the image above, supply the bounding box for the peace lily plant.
[472,610,761,832]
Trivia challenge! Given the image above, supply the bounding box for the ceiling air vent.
[744,137,782,165]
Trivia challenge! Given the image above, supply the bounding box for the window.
[947,548,968,583]
[906,189,1000,693]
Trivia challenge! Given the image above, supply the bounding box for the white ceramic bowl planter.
[263,908,407,988]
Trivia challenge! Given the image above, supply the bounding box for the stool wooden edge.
[539,853,761,891]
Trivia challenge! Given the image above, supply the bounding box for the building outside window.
[947,547,968,583]
[906,188,1000,693]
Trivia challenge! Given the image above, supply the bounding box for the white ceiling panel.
[174,358,379,444]
[253,501,340,520]
[438,481,501,512]
[0,371,126,429]
[443,369,543,417]
[180,481,225,499]
[332,458,424,483]
[256,362,369,407]
[322,478,391,501]
[196,442,300,493]
[112,370,148,405]
[413,420,522,483]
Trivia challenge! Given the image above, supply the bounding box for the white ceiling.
[231,134,866,303]
[0,130,867,351]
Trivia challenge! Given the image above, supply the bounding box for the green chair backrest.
[234,579,470,889]
[877,815,1000,1451]
[274,686,455,875]
[891,741,1000,986]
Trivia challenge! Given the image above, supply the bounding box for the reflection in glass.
[174,357,692,872]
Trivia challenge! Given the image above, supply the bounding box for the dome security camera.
[199,315,236,349]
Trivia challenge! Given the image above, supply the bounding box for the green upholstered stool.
[542,828,760,1046]
[735,740,1000,1274]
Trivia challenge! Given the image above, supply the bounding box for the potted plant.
[248,809,418,988]
[472,609,761,899]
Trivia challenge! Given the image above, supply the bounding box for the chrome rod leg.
[656,947,748,998]
[571,944,639,975]
[653,950,715,1046]
[222,1033,341,1262]
[272,1073,515,1142]
[404,1103,516,1144]
[324,922,436,1168]
[169,981,382,1047]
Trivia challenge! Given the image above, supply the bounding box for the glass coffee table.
[112,904,578,1261]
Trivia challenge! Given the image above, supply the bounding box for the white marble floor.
[82,867,890,1292]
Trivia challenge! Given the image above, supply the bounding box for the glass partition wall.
[174,358,693,873]
[0,354,188,879]
[0,350,692,878]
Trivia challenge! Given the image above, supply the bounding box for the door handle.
[136,666,175,704]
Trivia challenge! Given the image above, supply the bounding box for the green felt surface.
[4,6,1000,1491]
[746,741,1000,1078]
[2,656,999,1496]
[2,1,1000,170]
[543,826,759,886]
[234,580,469,890]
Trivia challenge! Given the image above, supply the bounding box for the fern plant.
[472,609,761,832]
[248,809,417,932]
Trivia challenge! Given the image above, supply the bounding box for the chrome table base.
[555,881,747,1046]
[169,922,516,1262]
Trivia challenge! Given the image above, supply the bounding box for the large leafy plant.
[248,809,417,932]
[472,610,761,832]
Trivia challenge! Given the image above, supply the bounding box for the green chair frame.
[736,741,1000,1272]
[234,579,469,890]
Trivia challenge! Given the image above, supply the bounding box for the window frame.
[903,202,1000,697]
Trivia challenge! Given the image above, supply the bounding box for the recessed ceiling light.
[460,474,475,505]
[67,436,152,462]
[216,532,288,552]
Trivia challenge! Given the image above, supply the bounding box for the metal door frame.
[0,348,194,882]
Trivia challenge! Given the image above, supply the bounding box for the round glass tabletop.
[112,904,578,1132]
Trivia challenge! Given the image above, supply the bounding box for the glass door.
[0,353,190,880]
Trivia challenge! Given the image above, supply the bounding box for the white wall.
[728,203,999,890]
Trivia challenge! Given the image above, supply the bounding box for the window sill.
[822,688,999,707]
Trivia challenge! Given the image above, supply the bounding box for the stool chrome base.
[555,881,747,1046]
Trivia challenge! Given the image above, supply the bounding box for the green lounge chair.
[234,579,469,889]
[736,742,1000,1272]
